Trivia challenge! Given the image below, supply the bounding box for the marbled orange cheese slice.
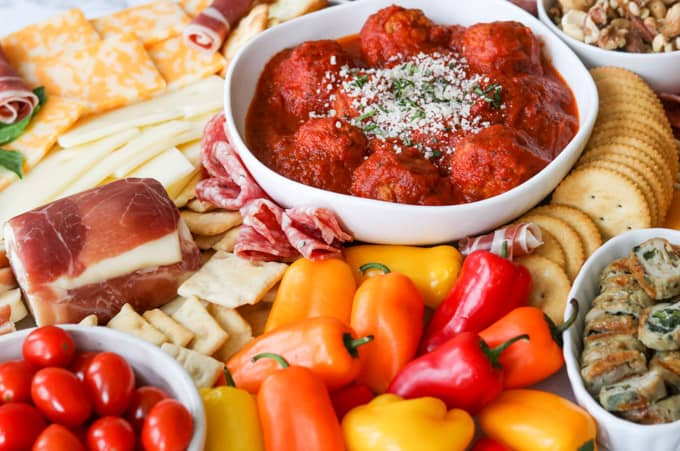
[5,96,84,169]
[178,0,213,18]
[34,35,166,114]
[91,0,190,48]
[0,9,101,85]
[148,36,225,90]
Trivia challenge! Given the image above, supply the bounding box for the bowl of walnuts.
[538,0,680,92]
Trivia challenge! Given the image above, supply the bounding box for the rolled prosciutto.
[3,178,201,326]
[458,223,543,259]
[183,0,253,54]
[0,44,38,124]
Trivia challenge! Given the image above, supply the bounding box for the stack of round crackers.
[552,67,677,241]
[514,204,603,325]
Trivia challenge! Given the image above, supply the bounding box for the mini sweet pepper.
[350,263,424,393]
[342,394,474,451]
[421,249,532,353]
[200,370,264,451]
[264,258,356,332]
[344,244,462,309]
[478,389,598,451]
[227,316,373,393]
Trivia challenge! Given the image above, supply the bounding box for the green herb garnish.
[0,150,24,179]
[473,83,502,109]
[357,109,377,121]
[0,87,46,146]
[352,75,368,89]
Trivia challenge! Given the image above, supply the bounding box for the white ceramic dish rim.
[223,0,599,215]
[537,0,680,60]
[563,228,680,434]
[0,325,206,451]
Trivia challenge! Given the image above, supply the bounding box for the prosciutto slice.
[458,223,543,259]
[183,0,253,54]
[0,44,38,124]
[282,207,353,260]
[3,178,201,326]
[234,199,298,260]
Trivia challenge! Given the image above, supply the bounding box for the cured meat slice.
[0,44,38,124]
[3,178,201,325]
[196,112,266,210]
[234,199,298,260]
[183,0,253,54]
[458,222,543,259]
[0,305,13,336]
[282,207,353,260]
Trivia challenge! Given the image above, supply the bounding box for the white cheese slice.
[178,139,201,167]
[58,75,224,147]
[129,147,197,198]
[50,232,182,291]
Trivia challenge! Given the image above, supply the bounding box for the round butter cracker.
[531,204,603,257]
[516,254,571,325]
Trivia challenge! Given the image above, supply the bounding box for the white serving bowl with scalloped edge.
[225,0,598,245]
[563,228,680,451]
[538,0,680,92]
[0,325,205,451]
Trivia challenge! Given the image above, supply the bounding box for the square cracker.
[107,304,168,346]
[0,9,100,85]
[178,251,287,308]
[143,308,194,347]
[91,0,190,47]
[33,35,166,114]
[181,210,242,236]
[161,343,222,388]
[171,296,228,355]
[148,36,225,91]
[208,304,253,361]
[220,4,269,76]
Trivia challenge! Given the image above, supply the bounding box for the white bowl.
[538,0,680,92]
[0,325,206,451]
[225,0,598,245]
[563,228,680,451]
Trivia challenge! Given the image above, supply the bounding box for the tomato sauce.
[246,5,578,205]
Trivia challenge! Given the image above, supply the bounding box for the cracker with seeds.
[517,254,571,325]
[531,204,602,257]
[518,213,585,281]
[552,166,651,240]
[178,251,287,308]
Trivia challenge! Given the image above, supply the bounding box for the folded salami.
[457,222,543,259]
[3,178,201,325]
[183,0,253,54]
[0,44,38,124]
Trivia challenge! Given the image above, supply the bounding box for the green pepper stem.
[252,353,289,368]
[223,367,236,387]
[343,333,375,358]
[359,262,391,275]
[482,334,529,368]
[500,240,509,259]
[546,298,579,348]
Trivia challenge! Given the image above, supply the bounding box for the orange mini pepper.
[227,317,373,393]
[255,354,344,451]
[479,300,578,388]
[350,263,424,393]
[265,258,356,332]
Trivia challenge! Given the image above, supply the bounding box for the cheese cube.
[0,9,100,85]
[34,35,166,114]
[148,36,225,90]
[91,0,190,47]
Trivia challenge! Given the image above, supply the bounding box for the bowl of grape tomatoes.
[0,325,205,451]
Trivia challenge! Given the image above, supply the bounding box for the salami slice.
[0,45,38,124]
[282,207,353,260]
[234,199,298,260]
[183,0,254,54]
[458,222,543,259]
[196,112,266,210]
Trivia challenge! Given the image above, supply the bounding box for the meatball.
[269,40,354,119]
[463,21,542,76]
[273,118,367,193]
[350,146,456,205]
[446,125,549,202]
[359,5,448,66]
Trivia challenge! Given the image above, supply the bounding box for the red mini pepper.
[420,249,531,353]
[387,332,528,414]
[330,383,375,420]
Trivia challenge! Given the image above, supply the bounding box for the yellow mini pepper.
[344,245,462,309]
[264,258,356,332]
[478,389,597,451]
[342,394,474,451]
[200,372,264,451]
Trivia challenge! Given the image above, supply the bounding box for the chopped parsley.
[352,74,368,88]
[473,83,503,109]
